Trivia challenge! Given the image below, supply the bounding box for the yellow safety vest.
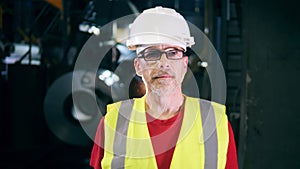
[102,96,229,169]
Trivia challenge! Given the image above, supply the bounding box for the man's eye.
[167,51,178,57]
[145,52,159,58]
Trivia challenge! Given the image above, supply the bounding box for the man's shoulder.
[185,96,225,107]
[106,97,144,113]
[107,99,132,111]
[185,96,226,112]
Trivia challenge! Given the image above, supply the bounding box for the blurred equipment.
[17,2,60,65]
[79,0,139,36]
[97,69,120,86]
[44,70,110,146]
[3,43,41,65]
[46,0,63,12]
[78,1,101,35]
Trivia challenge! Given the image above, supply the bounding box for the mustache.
[152,70,175,78]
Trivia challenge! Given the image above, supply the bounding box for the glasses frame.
[137,48,185,61]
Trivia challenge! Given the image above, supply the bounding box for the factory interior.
[0,0,300,169]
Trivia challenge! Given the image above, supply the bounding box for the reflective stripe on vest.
[102,96,229,169]
[111,100,133,169]
[200,99,218,168]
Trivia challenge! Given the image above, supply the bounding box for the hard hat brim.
[126,34,194,51]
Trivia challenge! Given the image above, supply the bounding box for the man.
[90,6,238,169]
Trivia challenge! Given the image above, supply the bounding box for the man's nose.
[158,53,170,68]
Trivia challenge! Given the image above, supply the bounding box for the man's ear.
[183,56,188,68]
[134,58,142,76]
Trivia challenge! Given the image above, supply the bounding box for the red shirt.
[90,111,238,169]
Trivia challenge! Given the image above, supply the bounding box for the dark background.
[0,0,299,169]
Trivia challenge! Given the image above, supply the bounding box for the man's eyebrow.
[164,47,182,50]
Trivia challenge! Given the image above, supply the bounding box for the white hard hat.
[126,6,195,51]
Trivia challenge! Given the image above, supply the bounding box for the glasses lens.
[143,50,161,61]
[166,50,183,60]
[139,48,184,61]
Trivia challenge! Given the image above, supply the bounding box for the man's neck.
[145,91,184,120]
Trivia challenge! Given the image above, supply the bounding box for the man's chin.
[149,83,179,96]
[154,78,175,84]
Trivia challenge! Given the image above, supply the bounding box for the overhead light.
[79,22,100,35]
[198,61,208,68]
[88,25,100,35]
[97,69,120,86]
